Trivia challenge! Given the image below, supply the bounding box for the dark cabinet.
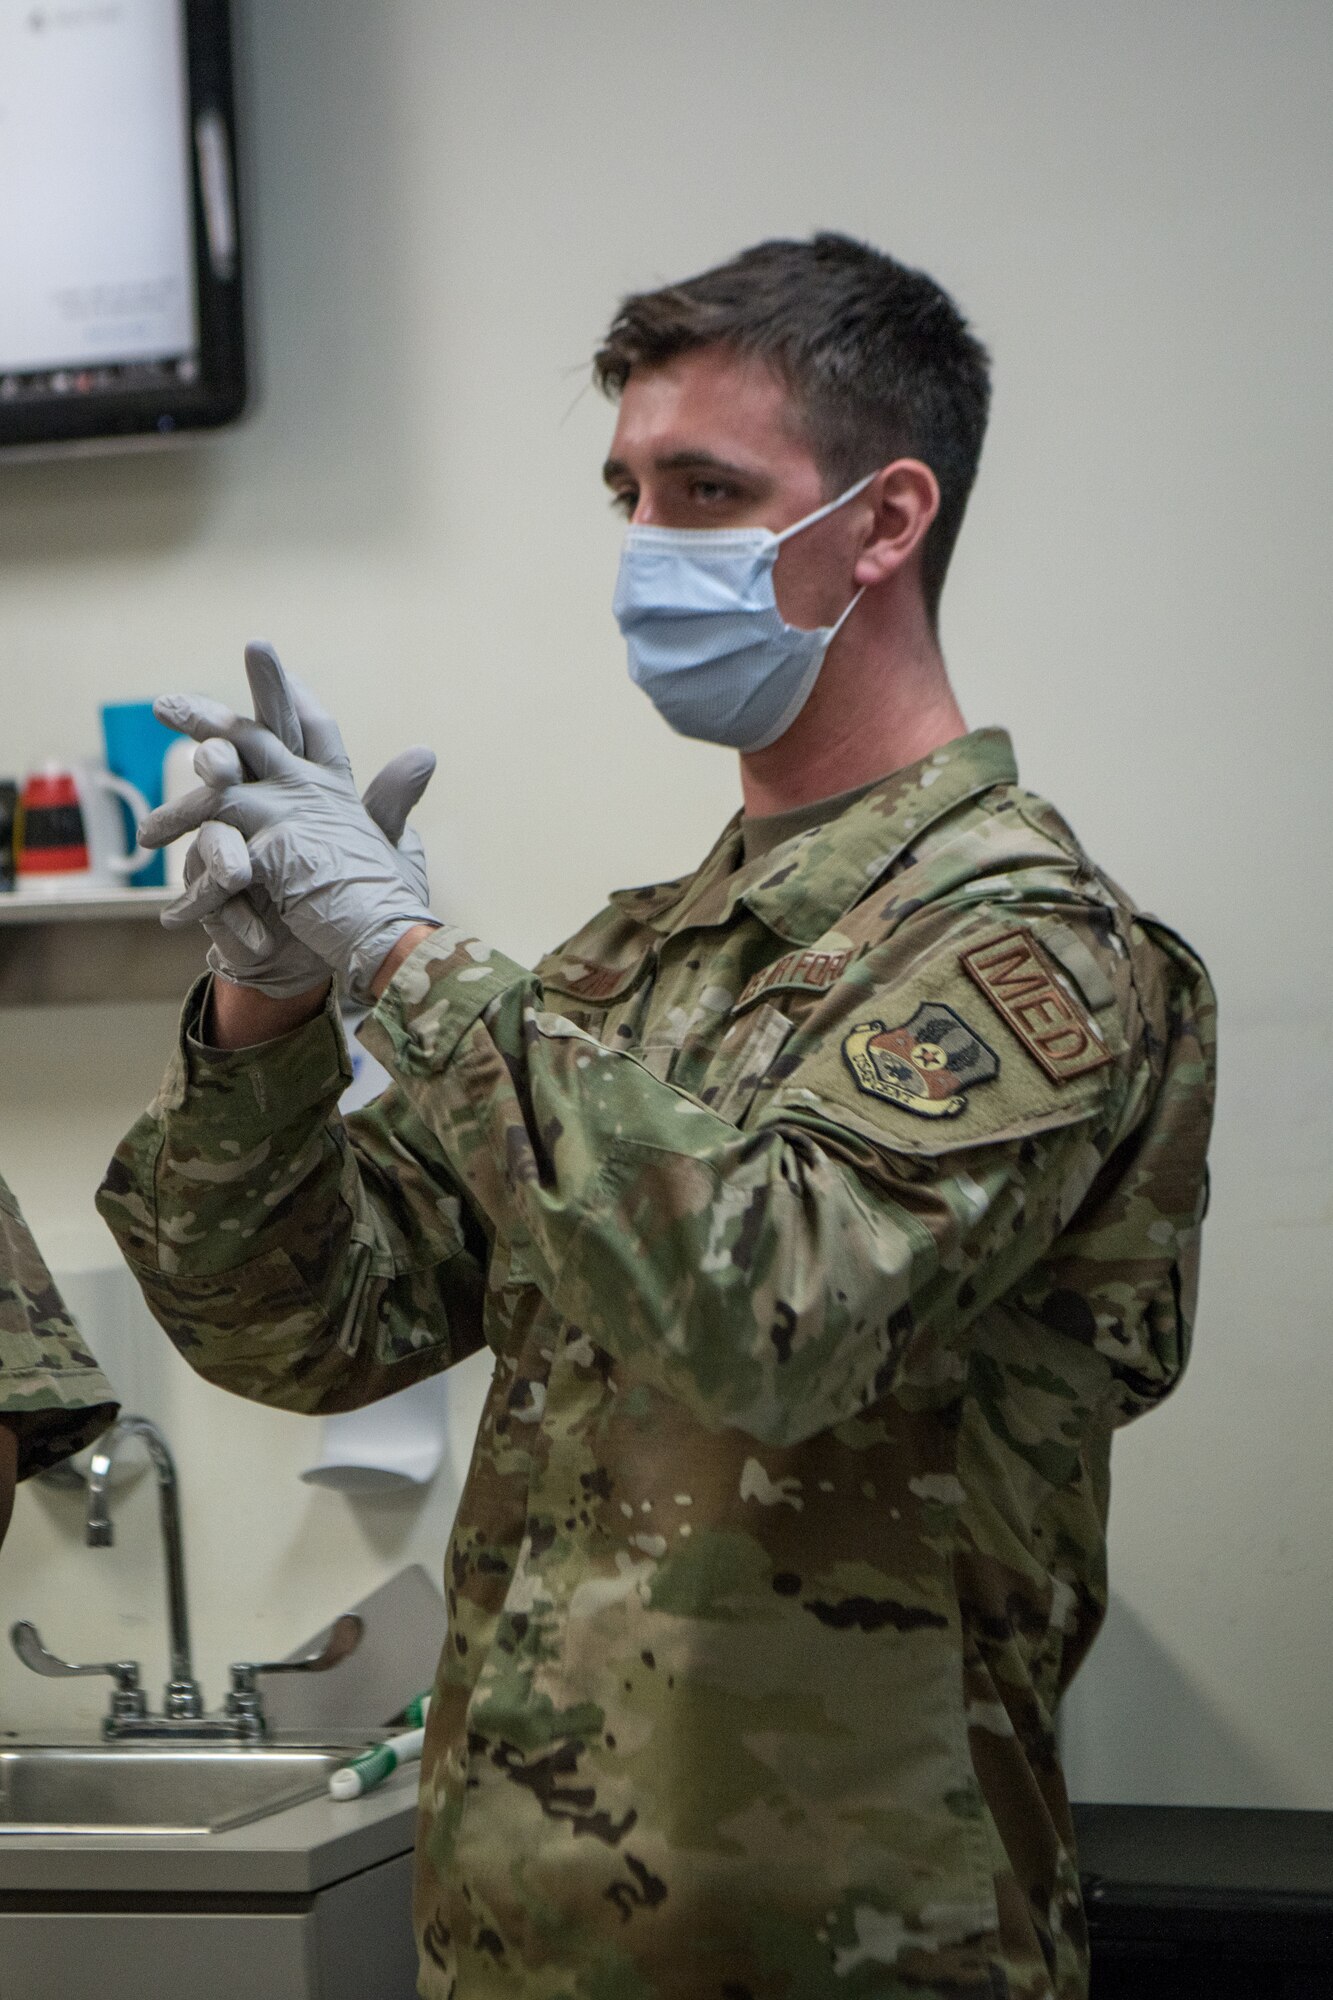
[1075,1805,1333,2000]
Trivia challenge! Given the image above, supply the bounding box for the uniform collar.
[608,729,1019,948]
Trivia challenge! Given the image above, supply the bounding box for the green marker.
[329,1697,430,1801]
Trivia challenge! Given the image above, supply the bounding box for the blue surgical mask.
[612,472,875,752]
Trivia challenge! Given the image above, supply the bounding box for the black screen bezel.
[0,0,247,456]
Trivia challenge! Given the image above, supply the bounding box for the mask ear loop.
[826,584,866,640]
[772,468,879,546]
[772,468,877,643]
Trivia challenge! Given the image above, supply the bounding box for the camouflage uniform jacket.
[0,1172,118,1476]
[99,729,1216,2000]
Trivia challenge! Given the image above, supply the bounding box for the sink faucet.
[85,1415,203,1721]
[11,1411,366,1739]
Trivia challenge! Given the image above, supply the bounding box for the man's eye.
[690,481,737,507]
[609,489,637,517]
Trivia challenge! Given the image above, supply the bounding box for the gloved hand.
[177,818,319,997]
[178,728,435,999]
[142,644,437,1004]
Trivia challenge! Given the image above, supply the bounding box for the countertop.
[10,1792,1330,1916]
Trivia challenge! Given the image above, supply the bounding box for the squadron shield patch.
[841,1004,999,1119]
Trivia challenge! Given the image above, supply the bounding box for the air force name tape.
[736,946,855,1012]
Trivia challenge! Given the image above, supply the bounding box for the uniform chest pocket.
[535,942,657,1041]
[696,1001,795,1126]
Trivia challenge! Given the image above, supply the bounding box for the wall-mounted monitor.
[0,0,246,457]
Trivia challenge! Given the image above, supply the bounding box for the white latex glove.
[161,648,354,995]
[165,654,436,999]
[174,818,312,996]
[143,644,437,1004]
[181,746,433,999]
[170,738,324,997]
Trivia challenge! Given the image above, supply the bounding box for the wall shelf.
[0,889,206,1007]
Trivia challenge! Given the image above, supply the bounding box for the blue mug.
[100,701,183,888]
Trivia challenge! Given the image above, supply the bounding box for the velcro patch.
[736,947,854,1012]
[560,963,630,1001]
[544,958,647,1003]
[842,1004,999,1119]
[959,929,1113,1083]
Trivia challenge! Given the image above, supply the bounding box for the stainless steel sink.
[0,1742,366,1836]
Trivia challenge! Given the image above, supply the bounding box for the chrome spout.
[86,1416,203,1720]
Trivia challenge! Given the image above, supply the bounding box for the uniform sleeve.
[353,914,1141,1447]
[0,1174,118,1478]
[96,979,489,1416]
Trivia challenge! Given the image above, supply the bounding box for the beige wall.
[1,0,1329,1797]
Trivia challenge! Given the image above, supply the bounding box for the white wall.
[0,0,1329,1795]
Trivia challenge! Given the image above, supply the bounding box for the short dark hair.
[594,233,991,624]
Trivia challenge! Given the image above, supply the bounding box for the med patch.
[959,928,1113,1083]
[842,1003,999,1119]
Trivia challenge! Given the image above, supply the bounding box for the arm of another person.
[0,1174,119,1528]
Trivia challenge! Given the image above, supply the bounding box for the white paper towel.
[297,1013,448,1492]
[51,1263,158,1413]
[298,1373,448,1492]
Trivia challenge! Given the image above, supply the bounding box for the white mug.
[161,733,201,889]
[16,760,152,895]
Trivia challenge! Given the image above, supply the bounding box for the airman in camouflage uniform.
[0,1171,119,1531]
[99,724,1215,1999]
[98,233,1216,1998]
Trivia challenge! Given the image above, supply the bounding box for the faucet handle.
[11,1620,141,1688]
[229,1612,364,1686]
[10,1621,148,1722]
[225,1613,363,1726]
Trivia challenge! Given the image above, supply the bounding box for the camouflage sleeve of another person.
[351,913,1196,1448]
[97,979,489,1415]
[0,1173,118,1478]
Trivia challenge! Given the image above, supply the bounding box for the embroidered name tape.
[736,947,854,1012]
[959,928,1113,1083]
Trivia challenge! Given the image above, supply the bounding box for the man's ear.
[852,460,940,588]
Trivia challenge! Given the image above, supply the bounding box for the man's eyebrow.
[601,451,761,486]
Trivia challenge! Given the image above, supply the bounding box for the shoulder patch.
[842,1004,999,1119]
[959,928,1113,1083]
